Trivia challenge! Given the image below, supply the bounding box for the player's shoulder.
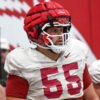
[89,60,100,83]
[68,38,89,56]
[89,60,100,75]
[5,47,38,72]
[7,47,29,59]
[70,38,88,50]
[6,47,38,66]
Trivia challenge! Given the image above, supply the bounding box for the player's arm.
[83,83,99,100]
[6,97,25,100]
[83,65,99,100]
[6,74,29,100]
[93,83,100,98]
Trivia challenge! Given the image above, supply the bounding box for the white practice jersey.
[4,38,88,100]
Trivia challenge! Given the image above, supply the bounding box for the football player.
[4,0,99,100]
[89,60,100,98]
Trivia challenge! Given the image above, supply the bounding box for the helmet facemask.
[40,21,71,54]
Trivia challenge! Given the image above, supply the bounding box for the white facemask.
[50,45,67,53]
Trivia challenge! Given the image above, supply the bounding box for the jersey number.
[40,62,81,99]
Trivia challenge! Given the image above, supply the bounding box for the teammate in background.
[89,60,100,98]
[0,38,10,100]
[0,38,10,86]
[4,0,99,100]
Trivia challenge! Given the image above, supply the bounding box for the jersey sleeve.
[4,48,29,76]
[6,74,29,99]
[83,64,92,90]
[89,60,100,84]
[4,49,30,98]
[4,51,21,74]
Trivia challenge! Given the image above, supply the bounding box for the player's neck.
[36,46,60,61]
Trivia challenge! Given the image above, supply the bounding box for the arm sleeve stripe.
[83,65,92,90]
[6,74,29,99]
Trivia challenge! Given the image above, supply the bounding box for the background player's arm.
[83,83,99,100]
[6,97,25,100]
[93,83,100,98]
[83,66,99,100]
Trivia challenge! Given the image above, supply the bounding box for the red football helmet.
[24,1,71,53]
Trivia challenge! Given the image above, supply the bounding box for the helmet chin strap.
[30,39,68,54]
[49,45,67,54]
[30,39,66,54]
